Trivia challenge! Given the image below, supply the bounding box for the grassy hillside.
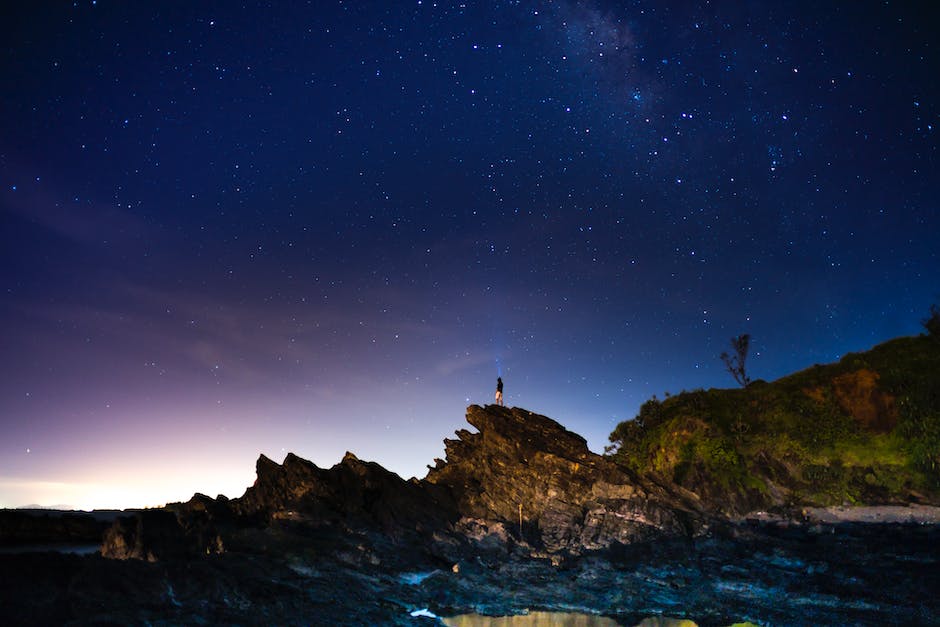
[607,333,940,514]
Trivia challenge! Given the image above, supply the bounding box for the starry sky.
[1,1,937,510]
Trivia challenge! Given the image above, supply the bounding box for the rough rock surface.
[99,405,705,561]
[235,451,456,534]
[426,405,704,551]
[5,517,940,625]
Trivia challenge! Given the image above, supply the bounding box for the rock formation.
[426,405,704,551]
[234,451,456,534]
[100,404,706,561]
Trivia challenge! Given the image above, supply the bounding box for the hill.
[607,333,940,514]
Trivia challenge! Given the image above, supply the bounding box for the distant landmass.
[1,332,938,624]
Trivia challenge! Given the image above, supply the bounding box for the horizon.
[2,2,937,510]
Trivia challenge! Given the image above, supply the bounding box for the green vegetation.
[608,334,940,512]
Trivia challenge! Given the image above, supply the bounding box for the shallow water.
[441,612,697,627]
[441,612,620,626]
[0,543,99,555]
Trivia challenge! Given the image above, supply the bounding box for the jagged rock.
[101,451,460,563]
[425,405,703,552]
[235,451,456,534]
[98,405,704,563]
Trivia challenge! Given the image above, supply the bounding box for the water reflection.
[0,543,99,555]
[635,619,698,627]
[442,611,698,627]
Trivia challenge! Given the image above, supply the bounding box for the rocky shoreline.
[3,515,938,625]
[2,404,939,625]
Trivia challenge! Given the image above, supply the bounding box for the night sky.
[2,1,937,510]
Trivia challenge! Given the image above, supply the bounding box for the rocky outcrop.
[100,450,458,561]
[426,405,704,551]
[234,451,456,534]
[111,405,707,562]
[100,405,704,561]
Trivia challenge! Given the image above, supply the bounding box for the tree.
[720,334,752,387]
[923,303,940,337]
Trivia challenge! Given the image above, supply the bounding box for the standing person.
[495,377,504,406]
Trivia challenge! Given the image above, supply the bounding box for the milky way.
[1,1,937,509]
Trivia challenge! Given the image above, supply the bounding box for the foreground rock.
[5,518,939,625]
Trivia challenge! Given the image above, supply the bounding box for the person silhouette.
[495,376,504,406]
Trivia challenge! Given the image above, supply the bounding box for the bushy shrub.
[896,400,940,481]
